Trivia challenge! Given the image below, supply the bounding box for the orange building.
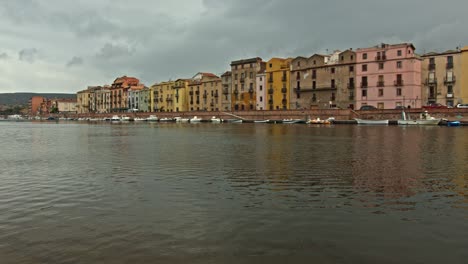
[29,96,46,115]
[110,76,142,112]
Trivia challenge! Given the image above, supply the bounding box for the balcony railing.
[377,81,385,87]
[444,76,456,84]
[361,82,368,88]
[281,88,287,93]
[425,78,437,86]
[394,80,404,86]
[347,83,355,89]
[375,55,387,61]
[268,88,274,94]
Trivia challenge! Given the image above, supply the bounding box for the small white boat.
[134,117,146,122]
[111,115,121,122]
[7,114,24,120]
[282,119,302,124]
[354,118,389,125]
[159,117,173,122]
[226,119,243,123]
[175,117,190,122]
[146,115,158,122]
[89,118,100,122]
[254,120,270,123]
[211,116,222,123]
[398,111,441,126]
[121,116,131,122]
[190,116,202,123]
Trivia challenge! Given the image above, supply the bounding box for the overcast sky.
[0,0,467,93]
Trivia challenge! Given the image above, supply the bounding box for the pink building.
[355,43,422,109]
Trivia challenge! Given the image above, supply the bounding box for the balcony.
[347,83,355,89]
[282,99,287,105]
[189,91,194,96]
[444,76,456,85]
[222,88,229,95]
[429,63,436,71]
[446,62,454,69]
[394,80,404,87]
[268,88,274,95]
[195,91,200,96]
[203,93,207,99]
[210,102,214,107]
[281,88,287,93]
[196,100,200,104]
[268,99,273,104]
[282,76,287,82]
[214,92,219,98]
[377,81,385,87]
[425,78,437,86]
[361,82,368,88]
[375,55,387,61]
[428,94,436,100]
[268,77,273,83]
[248,88,254,93]
[446,93,454,98]
[159,98,163,102]
[240,78,245,83]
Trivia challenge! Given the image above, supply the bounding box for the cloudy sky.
[0,0,467,93]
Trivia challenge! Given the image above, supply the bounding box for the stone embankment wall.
[63,108,468,121]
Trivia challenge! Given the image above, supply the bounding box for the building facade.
[290,50,356,109]
[421,50,461,107]
[138,87,151,112]
[459,46,468,104]
[230,57,266,111]
[29,96,45,115]
[54,99,77,113]
[94,86,111,113]
[173,79,190,112]
[355,43,422,109]
[77,89,91,114]
[256,72,266,110]
[110,76,141,112]
[265,58,291,110]
[152,81,175,112]
[221,71,232,111]
[188,73,221,112]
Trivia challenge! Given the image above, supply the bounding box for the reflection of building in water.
[350,127,425,203]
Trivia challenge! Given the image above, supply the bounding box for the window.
[241,83,245,91]
[396,88,402,96]
[379,63,384,70]
[447,56,453,64]
[313,81,316,89]
[269,63,273,68]
[447,85,453,93]
[312,70,317,78]
[331,79,335,88]
[351,55,354,60]
[363,53,368,60]
[260,85,263,91]
[250,72,253,78]
[362,89,367,97]
[362,64,367,72]
[260,96,263,102]
[377,103,384,109]
[362,76,368,87]
[313,60,316,65]
[331,68,335,74]
[341,56,344,61]
[397,50,402,56]
[378,89,384,97]
[296,72,300,80]
[396,61,402,69]
[349,66,354,72]
[297,61,301,67]
[235,74,238,80]
[250,63,253,68]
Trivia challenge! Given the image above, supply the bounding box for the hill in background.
[0,93,76,106]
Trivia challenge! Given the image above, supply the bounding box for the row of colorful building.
[73,43,468,114]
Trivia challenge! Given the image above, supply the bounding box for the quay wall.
[60,108,468,121]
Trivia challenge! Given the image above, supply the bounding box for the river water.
[0,122,467,263]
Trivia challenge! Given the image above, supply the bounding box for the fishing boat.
[354,118,389,125]
[111,115,121,122]
[146,115,158,122]
[190,116,202,123]
[398,111,441,126]
[211,116,222,123]
[254,120,270,123]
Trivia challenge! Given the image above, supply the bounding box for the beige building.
[76,88,91,114]
[230,57,266,111]
[290,50,356,109]
[173,79,190,112]
[151,81,176,112]
[421,50,461,107]
[54,99,77,113]
[188,73,222,111]
[221,71,232,111]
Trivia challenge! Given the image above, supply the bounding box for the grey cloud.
[66,56,84,67]
[0,52,9,60]
[18,48,38,63]
[96,43,135,60]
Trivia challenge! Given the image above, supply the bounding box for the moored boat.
[254,120,270,123]
[121,116,131,122]
[211,116,222,123]
[134,117,146,121]
[175,117,190,122]
[226,119,243,123]
[146,115,158,122]
[159,117,173,122]
[354,118,389,125]
[190,116,202,123]
[111,115,121,122]
[282,119,302,124]
[398,111,441,126]
[447,121,461,127]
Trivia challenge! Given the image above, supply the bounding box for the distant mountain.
[0,93,76,105]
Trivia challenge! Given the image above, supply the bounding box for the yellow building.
[173,79,190,112]
[150,81,176,112]
[265,58,292,110]
[460,46,468,104]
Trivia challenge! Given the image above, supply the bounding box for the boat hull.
[355,118,389,125]
[398,119,441,125]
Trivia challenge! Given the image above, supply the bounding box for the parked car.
[359,105,377,110]
[422,103,448,109]
[456,103,468,109]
